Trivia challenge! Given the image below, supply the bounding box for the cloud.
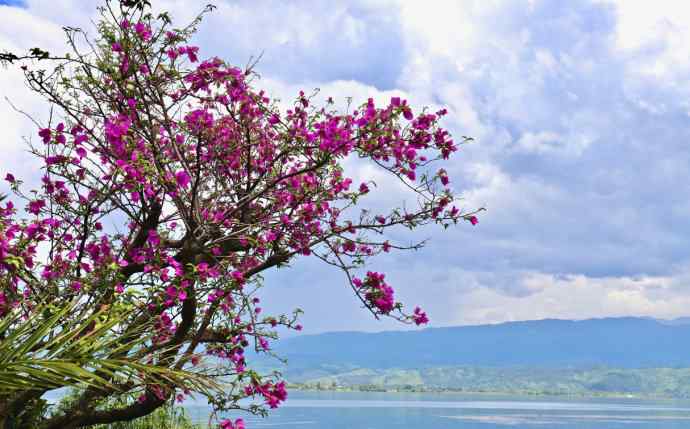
[156,0,407,90]
[0,4,68,188]
[515,130,592,156]
[4,0,690,332]
[442,270,690,326]
[382,0,690,281]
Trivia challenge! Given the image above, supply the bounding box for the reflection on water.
[184,391,690,428]
[444,413,690,425]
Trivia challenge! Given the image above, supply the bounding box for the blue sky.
[3,0,690,333]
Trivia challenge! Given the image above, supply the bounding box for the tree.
[0,1,481,428]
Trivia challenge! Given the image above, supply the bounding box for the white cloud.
[0,5,68,186]
[602,1,690,114]
[602,0,690,54]
[443,271,690,326]
[516,130,592,156]
[6,0,690,331]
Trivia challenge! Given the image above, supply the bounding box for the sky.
[3,0,690,333]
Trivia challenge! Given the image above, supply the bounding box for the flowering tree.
[0,1,481,428]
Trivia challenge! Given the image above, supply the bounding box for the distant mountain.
[262,317,690,372]
[289,366,690,398]
[657,316,690,326]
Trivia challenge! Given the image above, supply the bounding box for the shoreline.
[286,384,689,401]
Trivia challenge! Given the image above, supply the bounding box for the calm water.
[185,391,690,428]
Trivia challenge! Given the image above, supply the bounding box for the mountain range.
[262,317,690,372]
[255,317,690,396]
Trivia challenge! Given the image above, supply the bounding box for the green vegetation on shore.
[281,366,690,399]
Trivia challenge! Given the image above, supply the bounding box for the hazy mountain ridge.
[290,366,690,398]
[266,317,690,370]
[255,317,690,396]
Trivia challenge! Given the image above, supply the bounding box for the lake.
[184,391,690,428]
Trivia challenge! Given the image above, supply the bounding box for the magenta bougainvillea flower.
[220,418,245,429]
[174,170,191,188]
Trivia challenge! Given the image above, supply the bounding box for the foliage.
[53,390,204,429]
[0,0,477,427]
[0,301,218,394]
[92,405,203,429]
[93,406,203,429]
[289,366,690,398]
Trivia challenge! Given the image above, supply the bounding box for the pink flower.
[220,418,244,429]
[175,170,191,188]
[438,169,449,186]
[134,22,152,41]
[27,199,45,215]
[181,46,199,63]
[359,271,396,314]
[38,128,51,143]
[4,173,15,183]
[412,306,429,325]
[469,215,478,226]
[147,230,161,246]
[231,270,245,284]
[403,107,414,120]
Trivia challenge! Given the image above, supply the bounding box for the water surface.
[186,391,690,428]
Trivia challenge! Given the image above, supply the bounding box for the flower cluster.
[244,380,288,409]
[220,419,244,429]
[412,307,429,326]
[353,272,396,315]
